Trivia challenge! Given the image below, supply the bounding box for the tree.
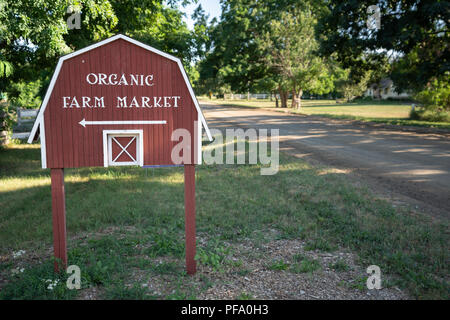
[318,1,449,93]
[208,0,268,93]
[0,0,117,100]
[0,0,196,104]
[200,0,304,94]
[412,75,450,121]
[197,0,331,103]
[335,69,371,102]
[257,6,330,108]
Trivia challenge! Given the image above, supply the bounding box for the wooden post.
[184,164,196,275]
[50,168,67,272]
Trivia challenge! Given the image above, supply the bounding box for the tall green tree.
[197,0,330,103]
[257,6,331,108]
[0,0,117,85]
[0,0,196,104]
[201,0,303,94]
[318,0,449,92]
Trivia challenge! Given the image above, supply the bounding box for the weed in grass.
[329,259,351,272]
[237,292,255,300]
[146,231,184,258]
[152,261,181,275]
[166,282,197,300]
[236,269,251,276]
[133,257,152,269]
[348,277,367,291]
[277,223,304,240]
[292,253,307,262]
[290,258,321,274]
[268,259,290,271]
[195,238,231,271]
[304,239,336,252]
[0,260,13,273]
[199,274,214,291]
[229,258,244,268]
[0,260,78,300]
[103,282,152,300]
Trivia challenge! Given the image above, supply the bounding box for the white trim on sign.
[28,34,213,168]
[197,117,202,165]
[176,59,213,142]
[40,120,47,169]
[27,58,63,145]
[102,130,143,167]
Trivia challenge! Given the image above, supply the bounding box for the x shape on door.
[112,136,136,162]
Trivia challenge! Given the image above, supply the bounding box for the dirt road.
[201,102,450,218]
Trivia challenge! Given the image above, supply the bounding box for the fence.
[224,93,272,100]
[11,108,38,140]
[0,110,8,146]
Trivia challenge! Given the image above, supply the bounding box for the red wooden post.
[184,164,196,275]
[50,168,67,272]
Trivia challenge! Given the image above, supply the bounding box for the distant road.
[201,102,450,217]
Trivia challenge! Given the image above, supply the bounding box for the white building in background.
[365,78,411,100]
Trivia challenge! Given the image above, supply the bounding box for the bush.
[7,79,42,109]
[411,78,450,122]
[0,101,16,132]
[386,97,414,103]
[410,107,450,122]
[358,96,374,102]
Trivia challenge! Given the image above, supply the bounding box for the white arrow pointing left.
[79,118,166,127]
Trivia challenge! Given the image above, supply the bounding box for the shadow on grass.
[0,144,448,299]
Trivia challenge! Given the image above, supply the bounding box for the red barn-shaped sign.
[28,34,212,274]
[28,34,211,167]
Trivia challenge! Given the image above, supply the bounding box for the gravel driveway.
[201,102,450,218]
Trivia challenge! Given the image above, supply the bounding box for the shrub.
[411,77,450,122]
[7,79,42,109]
[0,101,16,132]
[410,107,450,122]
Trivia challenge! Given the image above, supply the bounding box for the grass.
[268,259,290,271]
[237,292,255,300]
[290,258,321,274]
[201,98,450,130]
[195,238,231,272]
[304,239,337,252]
[330,259,351,272]
[290,253,321,274]
[0,142,449,299]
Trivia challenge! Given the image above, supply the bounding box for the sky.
[179,0,222,30]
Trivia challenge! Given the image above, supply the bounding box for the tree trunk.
[291,90,297,108]
[291,89,302,109]
[277,85,288,108]
[280,91,288,108]
[274,91,279,108]
[297,89,303,109]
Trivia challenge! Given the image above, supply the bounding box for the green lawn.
[201,98,450,130]
[0,142,448,299]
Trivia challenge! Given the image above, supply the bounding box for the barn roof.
[28,34,212,143]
